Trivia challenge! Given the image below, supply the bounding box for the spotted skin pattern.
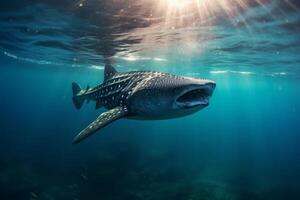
[72,65,216,144]
[72,71,166,144]
[85,71,169,110]
[72,106,128,144]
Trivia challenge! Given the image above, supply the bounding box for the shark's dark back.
[88,71,157,109]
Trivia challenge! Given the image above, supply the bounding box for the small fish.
[80,174,88,181]
[67,184,78,190]
[30,192,38,199]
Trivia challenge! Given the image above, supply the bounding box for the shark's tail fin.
[72,82,85,109]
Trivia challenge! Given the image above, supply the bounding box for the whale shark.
[72,64,216,144]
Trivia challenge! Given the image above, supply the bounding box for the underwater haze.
[1,0,300,199]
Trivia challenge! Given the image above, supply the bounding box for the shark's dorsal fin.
[72,106,128,144]
[104,63,117,81]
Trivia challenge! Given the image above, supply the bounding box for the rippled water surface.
[0,0,300,200]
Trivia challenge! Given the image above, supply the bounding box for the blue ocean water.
[1,0,300,199]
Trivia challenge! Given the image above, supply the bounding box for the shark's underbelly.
[128,104,202,120]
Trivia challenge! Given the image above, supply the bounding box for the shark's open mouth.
[175,85,214,108]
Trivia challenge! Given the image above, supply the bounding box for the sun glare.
[150,0,273,32]
[166,0,191,8]
[157,0,265,20]
[121,0,274,58]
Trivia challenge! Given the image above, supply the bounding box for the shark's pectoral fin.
[72,106,128,144]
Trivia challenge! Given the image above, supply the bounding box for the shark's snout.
[175,80,216,109]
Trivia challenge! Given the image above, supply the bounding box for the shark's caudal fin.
[72,82,85,109]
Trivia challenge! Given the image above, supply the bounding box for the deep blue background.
[1,0,300,199]
[1,53,300,199]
